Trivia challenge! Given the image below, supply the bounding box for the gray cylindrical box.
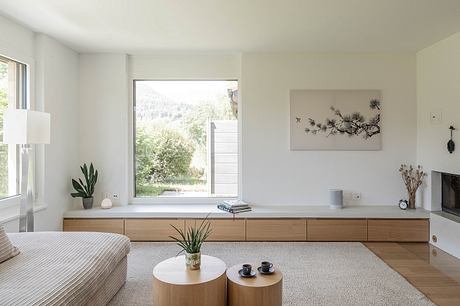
[329,189,343,209]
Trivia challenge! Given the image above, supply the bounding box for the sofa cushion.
[0,225,19,264]
[0,231,130,306]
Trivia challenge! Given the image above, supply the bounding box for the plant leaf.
[71,179,85,194]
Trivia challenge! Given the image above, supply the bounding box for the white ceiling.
[1,0,460,53]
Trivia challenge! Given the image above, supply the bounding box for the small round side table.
[153,255,227,306]
[226,263,283,306]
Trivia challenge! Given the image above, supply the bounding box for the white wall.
[79,54,129,206]
[416,31,460,258]
[0,15,79,232]
[130,54,240,80]
[241,53,417,205]
[417,32,460,210]
[35,34,79,231]
[0,14,420,214]
[0,15,35,63]
[77,54,241,205]
[128,54,241,202]
[85,52,415,206]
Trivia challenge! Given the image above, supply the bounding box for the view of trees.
[134,81,237,197]
[136,124,194,184]
[0,62,9,197]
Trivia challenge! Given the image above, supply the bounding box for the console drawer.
[307,219,367,241]
[368,219,429,242]
[246,219,306,241]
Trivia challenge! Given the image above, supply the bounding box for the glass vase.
[408,191,416,209]
[185,252,201,270]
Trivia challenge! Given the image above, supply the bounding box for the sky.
[137,80,238,105]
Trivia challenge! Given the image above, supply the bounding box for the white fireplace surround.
[430,170,460,259]
[430,171,443,212]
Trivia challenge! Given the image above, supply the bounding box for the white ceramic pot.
[101,198,113,209]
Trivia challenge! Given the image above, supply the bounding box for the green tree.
[182,99,235,147]
[0,81,9,196]
[136,125,194,184]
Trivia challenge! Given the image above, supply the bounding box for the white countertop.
[63,204,430,219]
[431,211,460,223]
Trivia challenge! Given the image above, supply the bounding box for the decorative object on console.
[447,125,455,154]
[399,164,426,209]
[399,199,408,210]
[3,109,51,232]
[290,90,381,150]
[169,215,212,270]
[71,163,98,209]
[217,199,252,214]
[329,189,343,209]
[101,198,113,209]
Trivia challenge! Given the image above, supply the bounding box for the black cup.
[242,264,252,275]
[261,261,273,273]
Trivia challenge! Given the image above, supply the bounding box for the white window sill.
[0,202,48,224]
[130,196,237,205]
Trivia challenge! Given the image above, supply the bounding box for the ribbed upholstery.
[89,256,127,306]
[0,225,19,264]
[0,232,130,306]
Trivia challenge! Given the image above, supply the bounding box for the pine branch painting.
[290,90,382,151]
[302,99,380,139]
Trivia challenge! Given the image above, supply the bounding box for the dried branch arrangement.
[399,164,426,209]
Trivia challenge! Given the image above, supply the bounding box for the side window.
[0,56,27,200]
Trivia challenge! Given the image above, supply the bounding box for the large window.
[134,80,238,198]
[0,55,27,200]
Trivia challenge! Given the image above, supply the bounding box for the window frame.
[0,56,24,203]
[0,53,39,210]
[129,79,240,204]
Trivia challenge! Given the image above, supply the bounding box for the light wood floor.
[365,242,460,306]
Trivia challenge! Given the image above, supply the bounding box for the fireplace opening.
[442,172,460,217]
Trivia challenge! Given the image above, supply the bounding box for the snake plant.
[71,163,98,198]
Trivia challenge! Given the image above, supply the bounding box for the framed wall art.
[290,90,381,150]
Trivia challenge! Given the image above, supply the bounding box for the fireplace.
[442,172,460,217]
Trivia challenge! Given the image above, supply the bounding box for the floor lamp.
[3,109,50,232]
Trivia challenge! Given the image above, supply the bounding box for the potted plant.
[169,216,212,270]
[399,164,426,209]
[71,163,98,209]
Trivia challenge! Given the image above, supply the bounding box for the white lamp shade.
[3,109,50,144]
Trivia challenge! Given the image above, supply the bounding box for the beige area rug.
[109,242,433,306]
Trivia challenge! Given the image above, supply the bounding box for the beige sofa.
[0,231,130,306]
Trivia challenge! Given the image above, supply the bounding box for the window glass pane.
[0,60,8,197]
[0,57,21,199]
[134,80,238,198]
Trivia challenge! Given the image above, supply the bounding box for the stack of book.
[217,200,252,214]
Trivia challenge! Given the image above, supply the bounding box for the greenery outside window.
[133,80,238,198]
[0,55,27,202]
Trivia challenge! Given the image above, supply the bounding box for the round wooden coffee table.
[153,255,227,306]
[227,263,283,306]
